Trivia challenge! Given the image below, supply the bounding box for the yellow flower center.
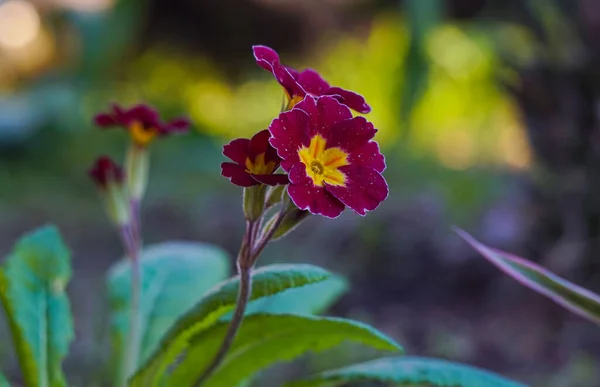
[283,90,305,111]
[286,94,305,110]
[298,134,349,187]
[245,153,276,175]
[130,121,158,147]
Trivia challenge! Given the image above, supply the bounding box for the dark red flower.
[94,104,190,147]
[268,95,387,218]
[89,156,124,189]
[253,45,371,114]
[221,129,289,187]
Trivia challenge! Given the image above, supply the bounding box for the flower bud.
[89,157,130,226]
[265,185,285,209]
[270,208,310,241]
[125,145,149,202]
[243,185,266,221]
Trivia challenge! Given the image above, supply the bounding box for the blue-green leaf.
[287,356,527,387]
[168,314,403,387]
[107,241,230,383]
[456,228,600,325]
[130,264,336,387]
[0,225,73,387]
[0,371,9,387]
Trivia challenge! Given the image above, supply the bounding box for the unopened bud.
[243,185,266,221]
[125,145,149,202]
[271,208,310,240]
[265,185,285,209]
[89,156,130,226]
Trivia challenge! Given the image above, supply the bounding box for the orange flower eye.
[130,121,158,147]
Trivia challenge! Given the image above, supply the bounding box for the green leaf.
[232,274,348,317]
[0,371,10,387]
[455,228,600,325]
[107,241,230,382]
[130,264,336,387]
[0,225,73,387]
[168,314,403,387]
[287,356,527,387]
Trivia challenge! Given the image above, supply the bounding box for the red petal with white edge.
[297,69,330,95]
[326,117,377,153]
[288,181,345,219]
[326,165,388,216]
[287,162,344,218]
[268,109,311,171]
[222,138,251,166]
[294,96,353,139]
[325,87,371,114]
[221,162,258,187]
[253,45,303,98]
[252,45,281,72]
[348,141,386,173]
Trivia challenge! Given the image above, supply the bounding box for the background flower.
[94,104,190,147]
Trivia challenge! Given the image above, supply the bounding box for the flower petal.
[294,96,353,139]
[269,109,311,171]
[253,45,303,98]
[94,113,119,127]
[288,183,345,219]
[348,141,386,173]
[248,129,271,158]
[160,117,190,134]
[223,138,251,166]
[252,173,289,186]
[326,116,377,153]
[286,162,344,218]
[297,69,330,95]
[325,87,371,114]
[125,104,161,127]
[221,162,258,187]
[326,165,388,216]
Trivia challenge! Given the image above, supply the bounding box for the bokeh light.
[0,0,40,50]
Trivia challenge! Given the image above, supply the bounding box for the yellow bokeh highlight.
[127,13,531,171]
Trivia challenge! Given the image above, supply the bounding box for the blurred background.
[1,0,600,385]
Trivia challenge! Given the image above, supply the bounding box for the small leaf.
[107,241,230,383]
[456,228,600,325]
[130,264,335,387]
[168,314,403,386]
[0,225,73,387]
[287,356,527,387]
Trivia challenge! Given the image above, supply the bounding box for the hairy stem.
[251,205,287,262]
[193,221,257,386]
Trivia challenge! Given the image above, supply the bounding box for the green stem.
[193,220,257,386]
[118,223,142,387]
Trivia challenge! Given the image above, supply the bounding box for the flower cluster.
[89,103,190,227]
[222,45,388,220]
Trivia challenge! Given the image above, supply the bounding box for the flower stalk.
[193,204,287,386]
